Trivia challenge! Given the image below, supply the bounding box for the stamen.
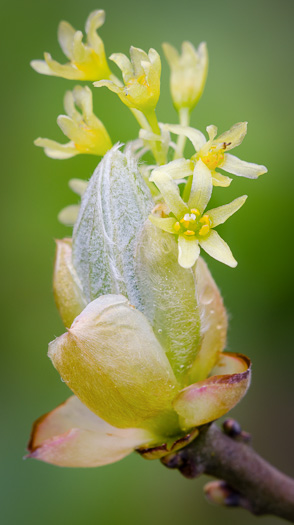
[199,225,210,236]
[184,230,196,236]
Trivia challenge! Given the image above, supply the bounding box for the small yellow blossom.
[162,41,208,112]
[149,159,247,268]
[94,47,161,114]
[34,86,112,159]
[31,10,112,81]
[163,122,268,187]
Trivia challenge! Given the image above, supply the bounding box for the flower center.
[193,142,231,171]
[173,209,211,237]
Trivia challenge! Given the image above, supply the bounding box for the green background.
[1,0,294,524]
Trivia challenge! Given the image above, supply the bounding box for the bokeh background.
[1,0,294,523]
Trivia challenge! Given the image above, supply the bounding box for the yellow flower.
[162,41,208,111]
[149,159,247,268]
[94,47,161,114]
[34,86,112,159]
[31,10,111,81]
[163,122,268,187]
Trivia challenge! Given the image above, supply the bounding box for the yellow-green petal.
[34,138,78,159]
[199,230,237,268]
[188,159,212,213]
[68,178,88,196]
[150,168,188,218]
[211,171,232,187]
[44,52,85,80]
[58,205,80,227]
[178,235,200,269]
[214,122,247,150]
[207,195,247,227]
[148,215,177,233]
[222,153,268,178]
[164,124,206,151]
[48,295,179,428]
[58,21,75,60]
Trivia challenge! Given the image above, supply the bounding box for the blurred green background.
[1,0,294,523]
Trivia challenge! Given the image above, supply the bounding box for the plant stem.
[161,422,294,522]
[173,107,190,160]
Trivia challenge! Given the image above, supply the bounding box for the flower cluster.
[28,8,267,468]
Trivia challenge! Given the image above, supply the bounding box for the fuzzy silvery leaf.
[72,144,154,305]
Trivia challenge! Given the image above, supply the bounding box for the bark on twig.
[161,421,294,522]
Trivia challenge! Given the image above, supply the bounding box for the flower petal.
[34,138,78,159]
[164,124,206,151]
[187,257,228,383]
[150,168,188,218]
[58,205,80,227]
[222,153,268,178]
[214,122,247,150]
[211,171,232,187]
[173,352,251,429]
[48,295,179,428]
[58,21,76,60]
[188,159,212,213]
[162,42,179,68]
[206,125,217,141]
[94,79,122,94]
[68,178,88,196]
[148,215,177,233]
[149,159,193,181]
[178,235,200,268]
[30,59,55,76]
[57,116,82,144]
[199,230,237,268]
[85,10,105,52]
[110,53,133,80]
[53,238,86,328]
[207,195,247,227]
[28,396,153,467]
[44,53,85,80]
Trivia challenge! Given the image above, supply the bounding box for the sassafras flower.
[149,159,247,268]
[94,47,161,114]
[163,122,267,187]
[31,10,111,81]
[162,41,208,111]
[35,86,112,159]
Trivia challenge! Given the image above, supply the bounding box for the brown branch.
[161,420,294,522]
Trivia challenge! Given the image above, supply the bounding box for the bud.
[162,41,208,112]
[94,47,161,114]
[72,144,154,305]
[29,147,251,468]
